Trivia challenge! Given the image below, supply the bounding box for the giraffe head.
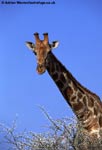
[26,33,59,74]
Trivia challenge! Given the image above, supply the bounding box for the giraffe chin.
[36,65,46,74]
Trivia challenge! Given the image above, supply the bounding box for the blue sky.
[0,0,102,147]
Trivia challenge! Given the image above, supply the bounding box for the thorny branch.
[0,107,102,150]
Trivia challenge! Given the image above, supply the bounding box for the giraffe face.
[26,33,59,74]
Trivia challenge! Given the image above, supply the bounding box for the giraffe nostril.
[39,64,44,68]
[39,65,43,68]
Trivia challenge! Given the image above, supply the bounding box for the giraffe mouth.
[36,64,46,74]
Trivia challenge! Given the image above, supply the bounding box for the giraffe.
[26,32,102,138]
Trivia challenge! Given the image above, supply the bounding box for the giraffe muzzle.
[36,64,46,74]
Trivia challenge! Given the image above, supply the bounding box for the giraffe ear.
[26,42,35,51]
[51,41,59,49]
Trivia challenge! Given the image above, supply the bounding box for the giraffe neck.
[46,52,102,135]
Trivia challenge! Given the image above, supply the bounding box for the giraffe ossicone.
[26,33,102,138]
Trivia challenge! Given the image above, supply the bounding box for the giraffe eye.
[33,51,37,55]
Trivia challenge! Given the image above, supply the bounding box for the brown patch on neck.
[83,96,87,106]
[94,107,98,116]
[88,97,94,107]
[56,80,64,89]
[72,101,83,111]
[52,73,58,81]
[66,87,74,98]
[60,74,66,83]
[99,115,102,127]
[49,62,55,74]
[71,96,77,102]
[77,91,83,99]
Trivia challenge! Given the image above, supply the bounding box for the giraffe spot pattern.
[99,115,102,127]
[56,64,60,72]
[52,73,58,81]
[56,80,64,89]
[88,97,94,107]
[87,110,93,119]
[72,101,83,111]
[77,91,83,99]
[50,63,55,73]
[60,74,66,83]
[94,107,98,116]
[71,96,77,102]
[80,110,92,123]
[83,96,87,106]
[72,84,77,92]
[67,87,73,97]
